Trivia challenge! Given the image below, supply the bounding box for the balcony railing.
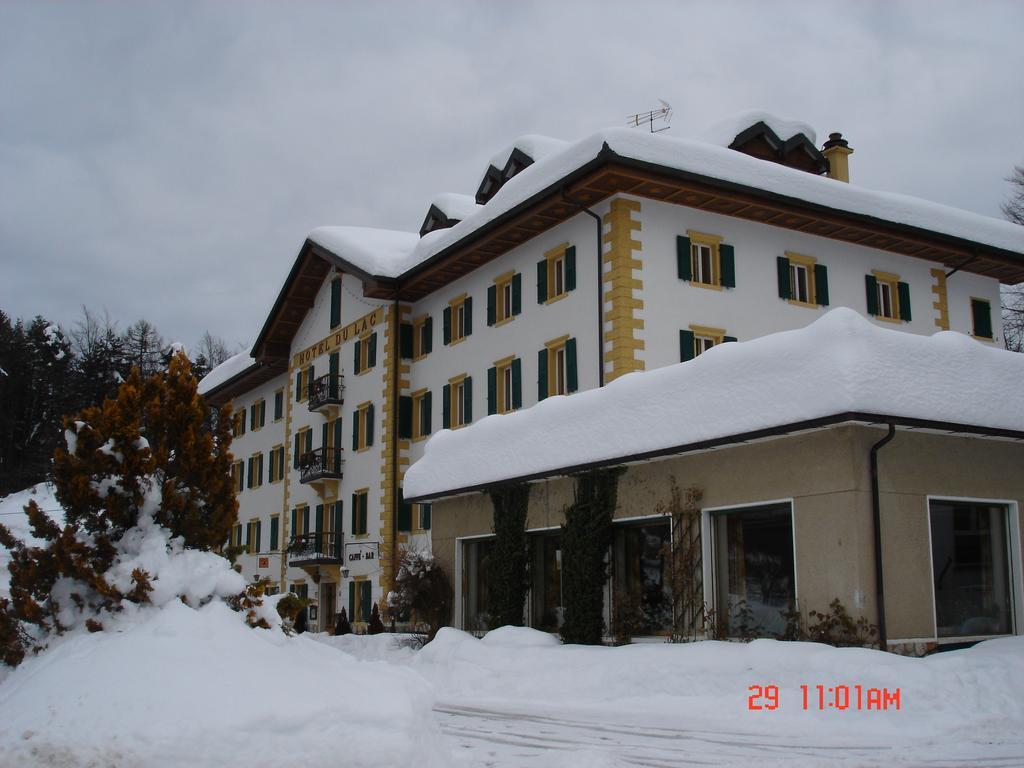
[288,531,343,566]
[299,446,344,484]
[308,374,344,412]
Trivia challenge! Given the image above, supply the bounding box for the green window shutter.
[511,358,522,409]
[293,434,300,468]
[322,422,328,451]
[258,453,264,484]
[424,390,432,434]
[400,323,413,359]
[566,338,578,393]
[777,257,791,300]
[464,297,473,336]
[245,522,251,550]
[350,494,357,533]
[302,507,310,535]
[676,236,692,280]
[680,329,695,362]
[329,350,339,377]
[330,278,342,328]
[368,333,377,368]
[349,581,355,620]
[442,306,452,345]
[255,521,262,552]
[719,244,736,288]
[360,581,372,623]
[397,489,411,532]
[537,348,548,401]
[270,517,279,551]
[814,263,830,306]
[353,338,361,374]
[537,259,547,303]
[487,366,497,415]
[366,403,375,446]
[723,335,738,344]
[274,391,283,420]
[865,275,879,316]
[512,273,522,315]
[442,384,451,429]
[463,376,473,423]
[332,501,343,535]
[565,246,577,291]
[972,299,993,338]
[291,507,297,538]
[247,457,253,488]
[422,504,431,530]
[309,365,314,396]
[424,316,433,354]
[295,370,302,401]
[315,504,323,535]
[352,411,359,450]
[260,401,266,427]
[250,404,256,431]
[359,494,368,535]
[487,285,496,326]
[898,282,912,322]
[333,419,342,457]
[398,396,412,439]
[305,429,312,453]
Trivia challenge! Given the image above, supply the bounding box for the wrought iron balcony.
[308,374,344,412]
[299,446,344,484]
[288,531,343,567]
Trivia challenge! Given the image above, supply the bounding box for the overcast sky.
[2,1,1022,353]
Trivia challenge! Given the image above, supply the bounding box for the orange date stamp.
[748,684,901,711]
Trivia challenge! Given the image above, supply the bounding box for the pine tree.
[0,350,237,665]
[334,606,353,635]
[368,602,385,634]
[123,319,165,377]
[487,485,530,628]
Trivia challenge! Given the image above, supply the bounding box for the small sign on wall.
[345,541,380,576]
[258,557,269,569]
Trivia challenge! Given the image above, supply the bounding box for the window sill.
[411,434,430,443]
[544,292,569,306]
[356,368,374,376]
[447,335,468,347]
[971,333,995,343]
[873,314,902,325]
[787,299,821,309]
[688,280,723,292]
[412,353,429,362]
[493,315,515,328]
[356,445,373,453]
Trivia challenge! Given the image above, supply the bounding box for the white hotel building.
[199,114,1024,636]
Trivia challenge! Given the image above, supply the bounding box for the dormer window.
[501,148,534,181]
[475,165,503,205]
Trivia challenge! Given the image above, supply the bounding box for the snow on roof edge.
[198,351,257,396]
[403,309,1024,500]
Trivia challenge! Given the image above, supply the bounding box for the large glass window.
[930,500,1012,638]
[530,533,563,632]
[613,521,672,635]
[462,538,494,633]
[712,503,795,637]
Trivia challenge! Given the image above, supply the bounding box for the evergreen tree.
[123,319,165,377]
[487,485,530,628]
[334,606,353,636]
[69,306,127,410]
[368,602,385,634]
[0,351,237,665]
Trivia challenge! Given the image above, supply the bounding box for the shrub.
[387,549,451,642]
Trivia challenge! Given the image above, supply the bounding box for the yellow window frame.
[687,230,723,291]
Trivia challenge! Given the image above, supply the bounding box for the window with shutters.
[677,230,735,291]
[246,519,261,554]
[416,503,432,532]
[412,315,432,359]
[970,298,994,340]
[248,453,264,489]
[488,356,521,415]
[444,294,471,345]
[233,410,246,438]
[273,389,284,421]
[866,270,909,323]
[354,402,374,451]
[297,365,312,402]
[268,444,284,483]
[269,515,280,551]
[291,582,309,600]
[488,271,521,327]
[680,325,736,362]
[354,331,377,375]
[412,388,432,441]
[249,399,266,431]
[351,490,369,536]
[453,375,468,428]
[541,336,577,398]
[231,460,244,493]
[539,243,576,304]
[294,427,313,469]
[778,252,827,307]
[231,523,242,549]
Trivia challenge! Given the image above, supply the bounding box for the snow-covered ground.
[3,485,1023,766]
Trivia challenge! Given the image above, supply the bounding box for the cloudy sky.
[2,1,1022,353]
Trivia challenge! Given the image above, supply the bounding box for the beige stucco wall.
[431,425,1024,644]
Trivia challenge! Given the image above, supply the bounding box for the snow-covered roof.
[312,127,1024,285]
[403,309,1024,500]
[428,193,481,223]
[698,110,818,147]
[486,134,569,175]
[197,351,256,395]
[307,226,420,279]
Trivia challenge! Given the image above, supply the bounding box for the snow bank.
[405,309,1024,498]
[197,351,256,395]
[0,482,64,599]
[416,627,1024,752]
[698,109,818,147]
[0,601,450,768]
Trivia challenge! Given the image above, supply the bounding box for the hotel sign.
[292,306,385,368]
[344,541,380,577]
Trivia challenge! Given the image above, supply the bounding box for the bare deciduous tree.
[1001,166,1024,352]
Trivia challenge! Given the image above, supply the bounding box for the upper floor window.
[249,399,266,431]
[488,272,522,326]
[538,244,576,304]
[231,460,244,493]
[268,445,285,484]
[443,295,472,345]
[866,271,911,323]
[971,298,993,340]
[246,519,262,554]
[443,374,472,429]
[488,356,522,414]
[680,325,736,362]
[354,332,377,374]
[352,402,375,451]
[400,388,432,441]
[777,253,829,307]
[538,336,578,400]
[292,427,312,469]
[676,231,736,290]
[401,315,434,360]
[295,365,313,402]
[273,389,284,421]
[350,490,369,536]
[246,453,264,489]
[233,409,246,438]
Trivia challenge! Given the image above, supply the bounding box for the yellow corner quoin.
[930,268,949,331]
[602,198,644,383]
[292,306,385,369]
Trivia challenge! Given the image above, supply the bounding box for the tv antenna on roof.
[628,99,672,133]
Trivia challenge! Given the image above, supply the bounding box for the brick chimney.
[822,132,853,183]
